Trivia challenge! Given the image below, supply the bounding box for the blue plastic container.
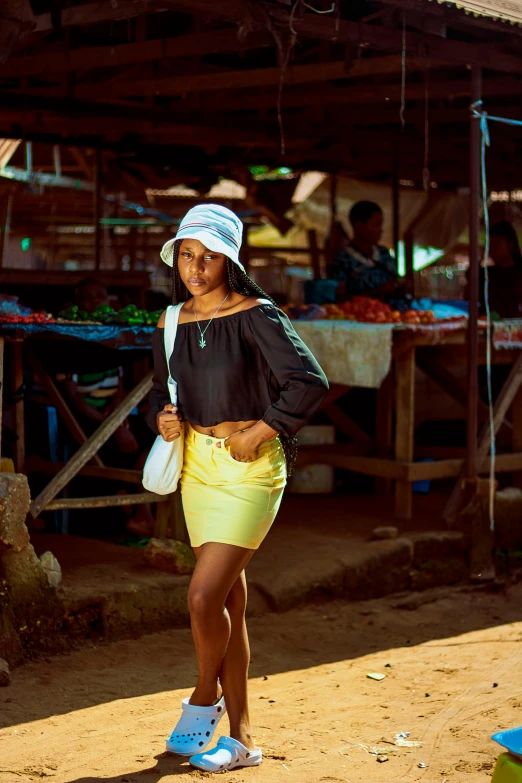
[412,458,434,494]
[492,727,522,760]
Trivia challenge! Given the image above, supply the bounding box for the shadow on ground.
[2,579,521,734]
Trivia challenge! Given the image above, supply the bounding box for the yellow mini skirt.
[180,424,287,550]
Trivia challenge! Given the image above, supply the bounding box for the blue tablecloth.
[0,322,155,350]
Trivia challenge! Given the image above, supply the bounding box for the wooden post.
[394,344,416,518]
[467,65,482,481]
[129,227,137,271]
[327,173,338,267]
[392,147,400,263]
[93,148,102,270]
[0,193,13,268]
[513,382,522,489]
[308,228,321,279]
[404,230,414,292]
[376,370,394,494]
[0,336,3,461]
[12,340,25,472]
[154,489,188,542]
[53,145,61,177]
[25,141,32,173]
[445,352,522,521]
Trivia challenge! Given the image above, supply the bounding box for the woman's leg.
[220,570,253,749]
[191,543,254,748]
[188,543,254,724]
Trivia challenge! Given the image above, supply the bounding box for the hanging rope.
[400,13,407,131]
[423,68,430,191]
[470,101,522,530]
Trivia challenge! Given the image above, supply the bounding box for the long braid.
[226,262,298,475]
[170,241,298,475]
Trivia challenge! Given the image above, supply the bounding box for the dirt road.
[1,582,522,783]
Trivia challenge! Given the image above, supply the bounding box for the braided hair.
[170,239,298,475]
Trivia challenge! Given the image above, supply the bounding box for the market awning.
[440,0,522,25]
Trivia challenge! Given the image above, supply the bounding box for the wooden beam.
[324,401,372,444]
[406,453,522,481]
[29,372,153,518]
[25,346,104,468]
[514,384,522,489]
[67,147,92,180]
[295,14,522,75]
[207,76,522,112]
[33,0,246,32]
[93,148,101,270]
[46,492,164,510]
[41,0,522,73]
[25,455,142,484]
[75,56,436,100]
[377,0,522,35]
[395,344,416,518]
[2,29,274,78]
[0,269,150,287]
[2,77,519,127]
[444,352,522,521]
[416,353,512,435]
[296,444,409,480]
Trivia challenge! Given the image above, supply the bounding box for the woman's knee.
[188,584,221,619]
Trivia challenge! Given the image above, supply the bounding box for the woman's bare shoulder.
[236,296,273,312]
[157,310,166,328]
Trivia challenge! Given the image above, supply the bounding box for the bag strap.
[163,303,184,382]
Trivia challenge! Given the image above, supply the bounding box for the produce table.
[293,318,522,519]
[0,323,183,539]
[3,318,522,523]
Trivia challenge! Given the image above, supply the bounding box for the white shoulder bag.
[142,303,185,494]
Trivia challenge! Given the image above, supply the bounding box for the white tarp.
[288,176,469,252]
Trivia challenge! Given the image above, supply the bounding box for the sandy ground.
[1,582,522,783]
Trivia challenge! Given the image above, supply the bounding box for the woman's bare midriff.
[189,420,258,439]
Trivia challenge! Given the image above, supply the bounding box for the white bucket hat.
[160,204,245,272]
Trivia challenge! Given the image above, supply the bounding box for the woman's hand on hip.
[218,420,279,462]
[157,404,183,442]
[219,430,259,463]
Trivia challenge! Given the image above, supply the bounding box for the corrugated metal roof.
[437,0,522,25]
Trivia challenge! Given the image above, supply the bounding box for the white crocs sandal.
[189,735,263,772]
[166,696,226,756]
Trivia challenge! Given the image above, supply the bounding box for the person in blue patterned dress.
[329,201,398,298]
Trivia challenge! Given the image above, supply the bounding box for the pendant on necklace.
[198,335,206,349]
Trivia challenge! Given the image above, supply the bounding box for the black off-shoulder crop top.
[147,302,328,438]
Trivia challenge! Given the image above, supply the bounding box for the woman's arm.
[248,305,329,439]
[146,315,171,434]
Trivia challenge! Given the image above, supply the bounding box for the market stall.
[292,315,522,519]
[0,316,186,540]
[4,306,522,524]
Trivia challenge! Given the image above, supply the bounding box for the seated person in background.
[57,278,138,455]
[57,278,154,535]
[329,201,398,298]
[481,221,522,319]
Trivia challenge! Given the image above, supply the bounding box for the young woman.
[148,204,328,773]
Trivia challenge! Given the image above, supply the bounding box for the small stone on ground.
[0,658,10,686]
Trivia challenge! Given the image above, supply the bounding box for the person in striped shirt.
[57,279,138,454]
